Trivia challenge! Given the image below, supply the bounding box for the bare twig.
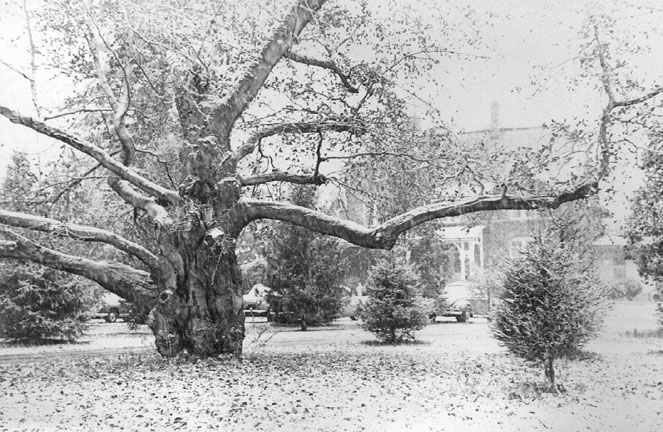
[22,0,41,118]
[284,50,358,93]
[0,59,31,82]
[44,108,112,121]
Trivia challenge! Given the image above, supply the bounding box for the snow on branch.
[0,228,156,305]
[0,106,181,206]
[0,209,161,271]
[239,171,328,186]
[108,178,174,229]
[240,182,599,249]
[207,0,328,138]
[84,15,136,166]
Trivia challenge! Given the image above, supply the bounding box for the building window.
[453,251,461,273]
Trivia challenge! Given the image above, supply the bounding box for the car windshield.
[445,283,474,302]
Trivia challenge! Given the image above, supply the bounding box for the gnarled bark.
[146,213,245,358]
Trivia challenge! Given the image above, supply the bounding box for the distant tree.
[1,152,44,213]
[361,254,431,343]
[407,225,451,299]
[265,186,347,330]
[0,152,100,342]
[491,212,608,390]
[627,147,663,328]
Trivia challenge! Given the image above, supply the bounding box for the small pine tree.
[265,186,347,329]
[491,212,608,389]
[0,265,95,342]
[361,254,431,343]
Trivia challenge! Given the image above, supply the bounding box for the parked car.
[243,283,271,316]
[89,293,132,323]
[338,294,368,320]
[431,281,486,323]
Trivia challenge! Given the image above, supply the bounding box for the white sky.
[0,0,662,230]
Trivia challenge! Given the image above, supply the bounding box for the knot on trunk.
[155,290,189,320]
[178,176,215,203]
[147,290,190,357]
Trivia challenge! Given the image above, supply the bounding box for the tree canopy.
[0,0,661,357]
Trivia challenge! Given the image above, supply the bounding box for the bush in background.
[607,279,643,300]
[491,213,609,390]
[361,255,431,343]
[0,265,95,342]
[656,285,663,332]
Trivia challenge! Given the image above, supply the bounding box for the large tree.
[0,1,659,358]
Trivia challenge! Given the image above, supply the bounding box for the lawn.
[0,301,662,431]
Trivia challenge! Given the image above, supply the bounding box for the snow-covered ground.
[0,301,661,432]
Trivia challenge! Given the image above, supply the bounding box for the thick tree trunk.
[148,239,245,358]
[147,206,245,358]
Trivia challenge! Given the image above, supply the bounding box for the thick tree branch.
[284,50,358,93]
[0,106,181,206]
[240,182,598,249]
[108,178,174,228]
[208,0,328,139]
[85,16,136,166]
[0,209,161,271]
[0,229,157,306]
[239,171,328,186]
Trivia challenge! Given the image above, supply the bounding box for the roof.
[437,225,485,240]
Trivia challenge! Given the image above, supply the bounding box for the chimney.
[490,100,500,130]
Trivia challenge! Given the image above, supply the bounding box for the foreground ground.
[0,301,662,431]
